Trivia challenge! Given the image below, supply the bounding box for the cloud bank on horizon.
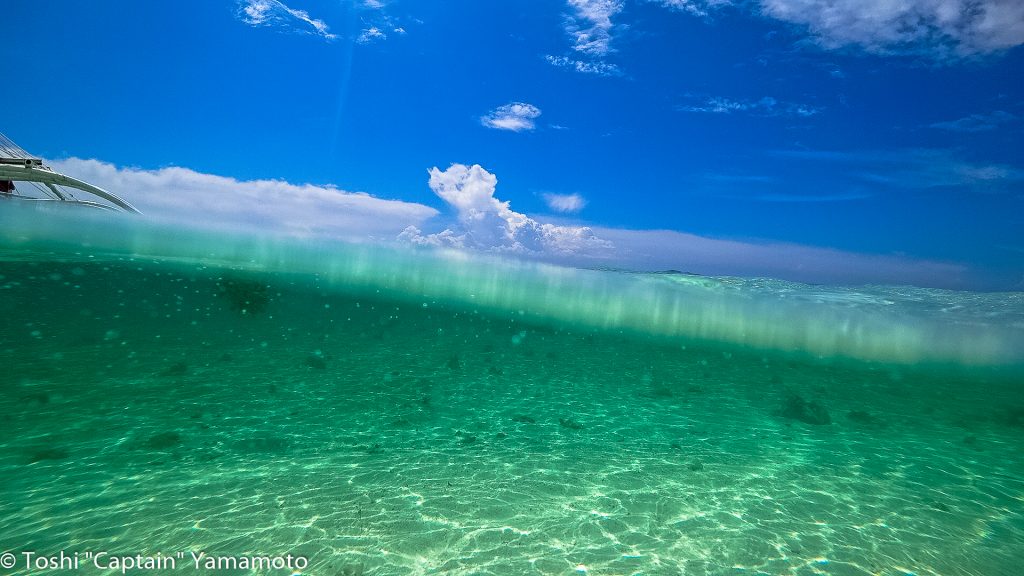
[44,158,972,288]
[48,158,436,241]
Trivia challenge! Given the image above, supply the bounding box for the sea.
[1,203,1022,576]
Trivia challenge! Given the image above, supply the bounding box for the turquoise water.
[1,205,1023,575]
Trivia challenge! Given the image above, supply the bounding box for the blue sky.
[4,0,1023,288]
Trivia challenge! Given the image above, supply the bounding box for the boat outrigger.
[0,132,140,213]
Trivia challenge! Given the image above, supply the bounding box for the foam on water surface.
[1,204,1023,576]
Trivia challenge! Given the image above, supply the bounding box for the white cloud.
[44,159,986,289]
[678,96,820,117]
[399,164,612,256]
[549,1,625,77]
[48,158,437,240]
[356,0,409,43]
[399,165,971,285]
[759,0,1024,56]
[237,0,336,40]
[773,148,1024,190]
[590,227,970,288]
[930,111,1018,132]
[544,55,622,76]
[651,0,1024,58]
[656,0,731,16]
[543,192,588,213]
[358,26,386,43]
[553,0,1024,65]
[480,103,543,132]
[565,0,623,56]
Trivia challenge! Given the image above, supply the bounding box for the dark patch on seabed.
[1,258,1023,576]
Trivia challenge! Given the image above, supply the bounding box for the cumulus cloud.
[543,192,588,213]
[399,164,611,256]
[237,0,336,40]
[394,163,972,287]
[480,103,543,132]
[759,0,1024,57]
[678,96,820,117]
[48,158,437,240]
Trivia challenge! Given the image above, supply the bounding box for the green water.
[1,207,1023,576]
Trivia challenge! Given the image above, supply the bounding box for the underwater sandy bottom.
[1,261,1022,576]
